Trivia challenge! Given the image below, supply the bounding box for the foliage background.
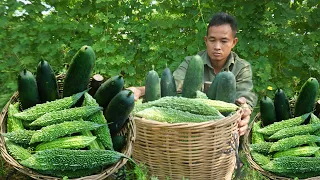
[0,0,319,109]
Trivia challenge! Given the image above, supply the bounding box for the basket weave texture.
[242,113,320,180]
[0,75,136,180]
[133,109,241,180]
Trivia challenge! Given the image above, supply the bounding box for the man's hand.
[236,97,252,136]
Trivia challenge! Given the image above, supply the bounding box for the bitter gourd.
[273,146,320,158]
[136,106,224,123]
[35,135,97,151]
[13,90,86,121]
[249,142,273,154]
[251,152,270,166]
[257,113,310,136]
[193,98,239,114]
[83,92,113,150]
[251,121,265,144]
[21,149,129,171]
[30,120,103,144]
[269,124,320,140]
[7,103,24,132]
[5,140,31,161]
[2,129,36,145]
[269,134,320,152]
[30,106,102,127]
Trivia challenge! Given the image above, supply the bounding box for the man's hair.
[207,12,238,37]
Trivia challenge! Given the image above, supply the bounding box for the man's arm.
[126,86,145,101]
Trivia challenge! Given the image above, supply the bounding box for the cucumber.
[212,71,236,103]
[36,59,59,103]
[63,45,95,98]
[18,69,40,110]
[260,96,276,126]
[144,65,161,102]
[294,77,319,117]
[181,55,204,98]
[104,90,135,135]
[274,88,291,121]
[160,66,177,97]
[94,75,124,108]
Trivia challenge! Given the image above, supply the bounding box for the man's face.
[204,24,238,63]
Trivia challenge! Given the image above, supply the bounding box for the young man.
[129,12,257,136]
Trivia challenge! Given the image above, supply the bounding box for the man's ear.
[204,36,208,45]
[232,37,238,48]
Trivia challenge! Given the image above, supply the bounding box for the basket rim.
[242,113,320,180]
[0,91,136,180]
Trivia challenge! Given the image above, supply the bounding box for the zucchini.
[30,106,103,127]
[269,134,320,152]
[144,65,161,102]
[257,113,310,136]
[181,55,204,98]
[274,88,291,121]
[20,149,129,171]
[36,59,59,103]
[112,135,126,152]
[214,71,237,103]
[63,45,96,98]
[260,96,276,126]
[13,90,86,121]
[269,124,320,140]
[94,75,124,108]
[294,77,319,117]
[83,92,113,150]
[7,103,24,132]
[30,120,103,144]
[17,69,40,110]
[160,66,177,97]
[104,90,135,135]
[262,156,320,173]
[35,135,97,151]
[273,146,320,158]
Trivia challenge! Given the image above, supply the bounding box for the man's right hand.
[126,86,145,101]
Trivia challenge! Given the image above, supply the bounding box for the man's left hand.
[236,97,252,136]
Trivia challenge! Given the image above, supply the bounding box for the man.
[129,12,257,136]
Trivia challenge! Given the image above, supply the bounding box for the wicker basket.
[242,113,320,180]
[0,75,136,180]
[132,109,241,180]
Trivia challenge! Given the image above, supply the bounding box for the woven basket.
[132,109,241,180]
[0,75,136,180]
[242,113,320,180]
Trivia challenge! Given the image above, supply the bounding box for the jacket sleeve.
[172,56,192,93]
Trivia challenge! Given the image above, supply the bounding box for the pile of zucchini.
[250,77,320,179]
[136,55,239,123]
[2,45,135,178]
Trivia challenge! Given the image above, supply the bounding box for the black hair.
[207,12,238,37]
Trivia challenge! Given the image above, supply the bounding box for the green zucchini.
[294,77,319,117]
[63,45,95,98]
[112,135,126,152]
[160,66,177,97]
[35,136,97,151]
[30,120,103,144]
[181,55,204,98]
[94,75,124,108]
[18,69,40,110]
[274,88,291,121]
[144,65,161,102]
[20,149,129,171]
[36,59,59,103]
[257,113,310,136]
[214,71,237,103]
[104,90,135,135]
[13,90,86,121]
[260,96,276,126]
[30,106,103,127]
